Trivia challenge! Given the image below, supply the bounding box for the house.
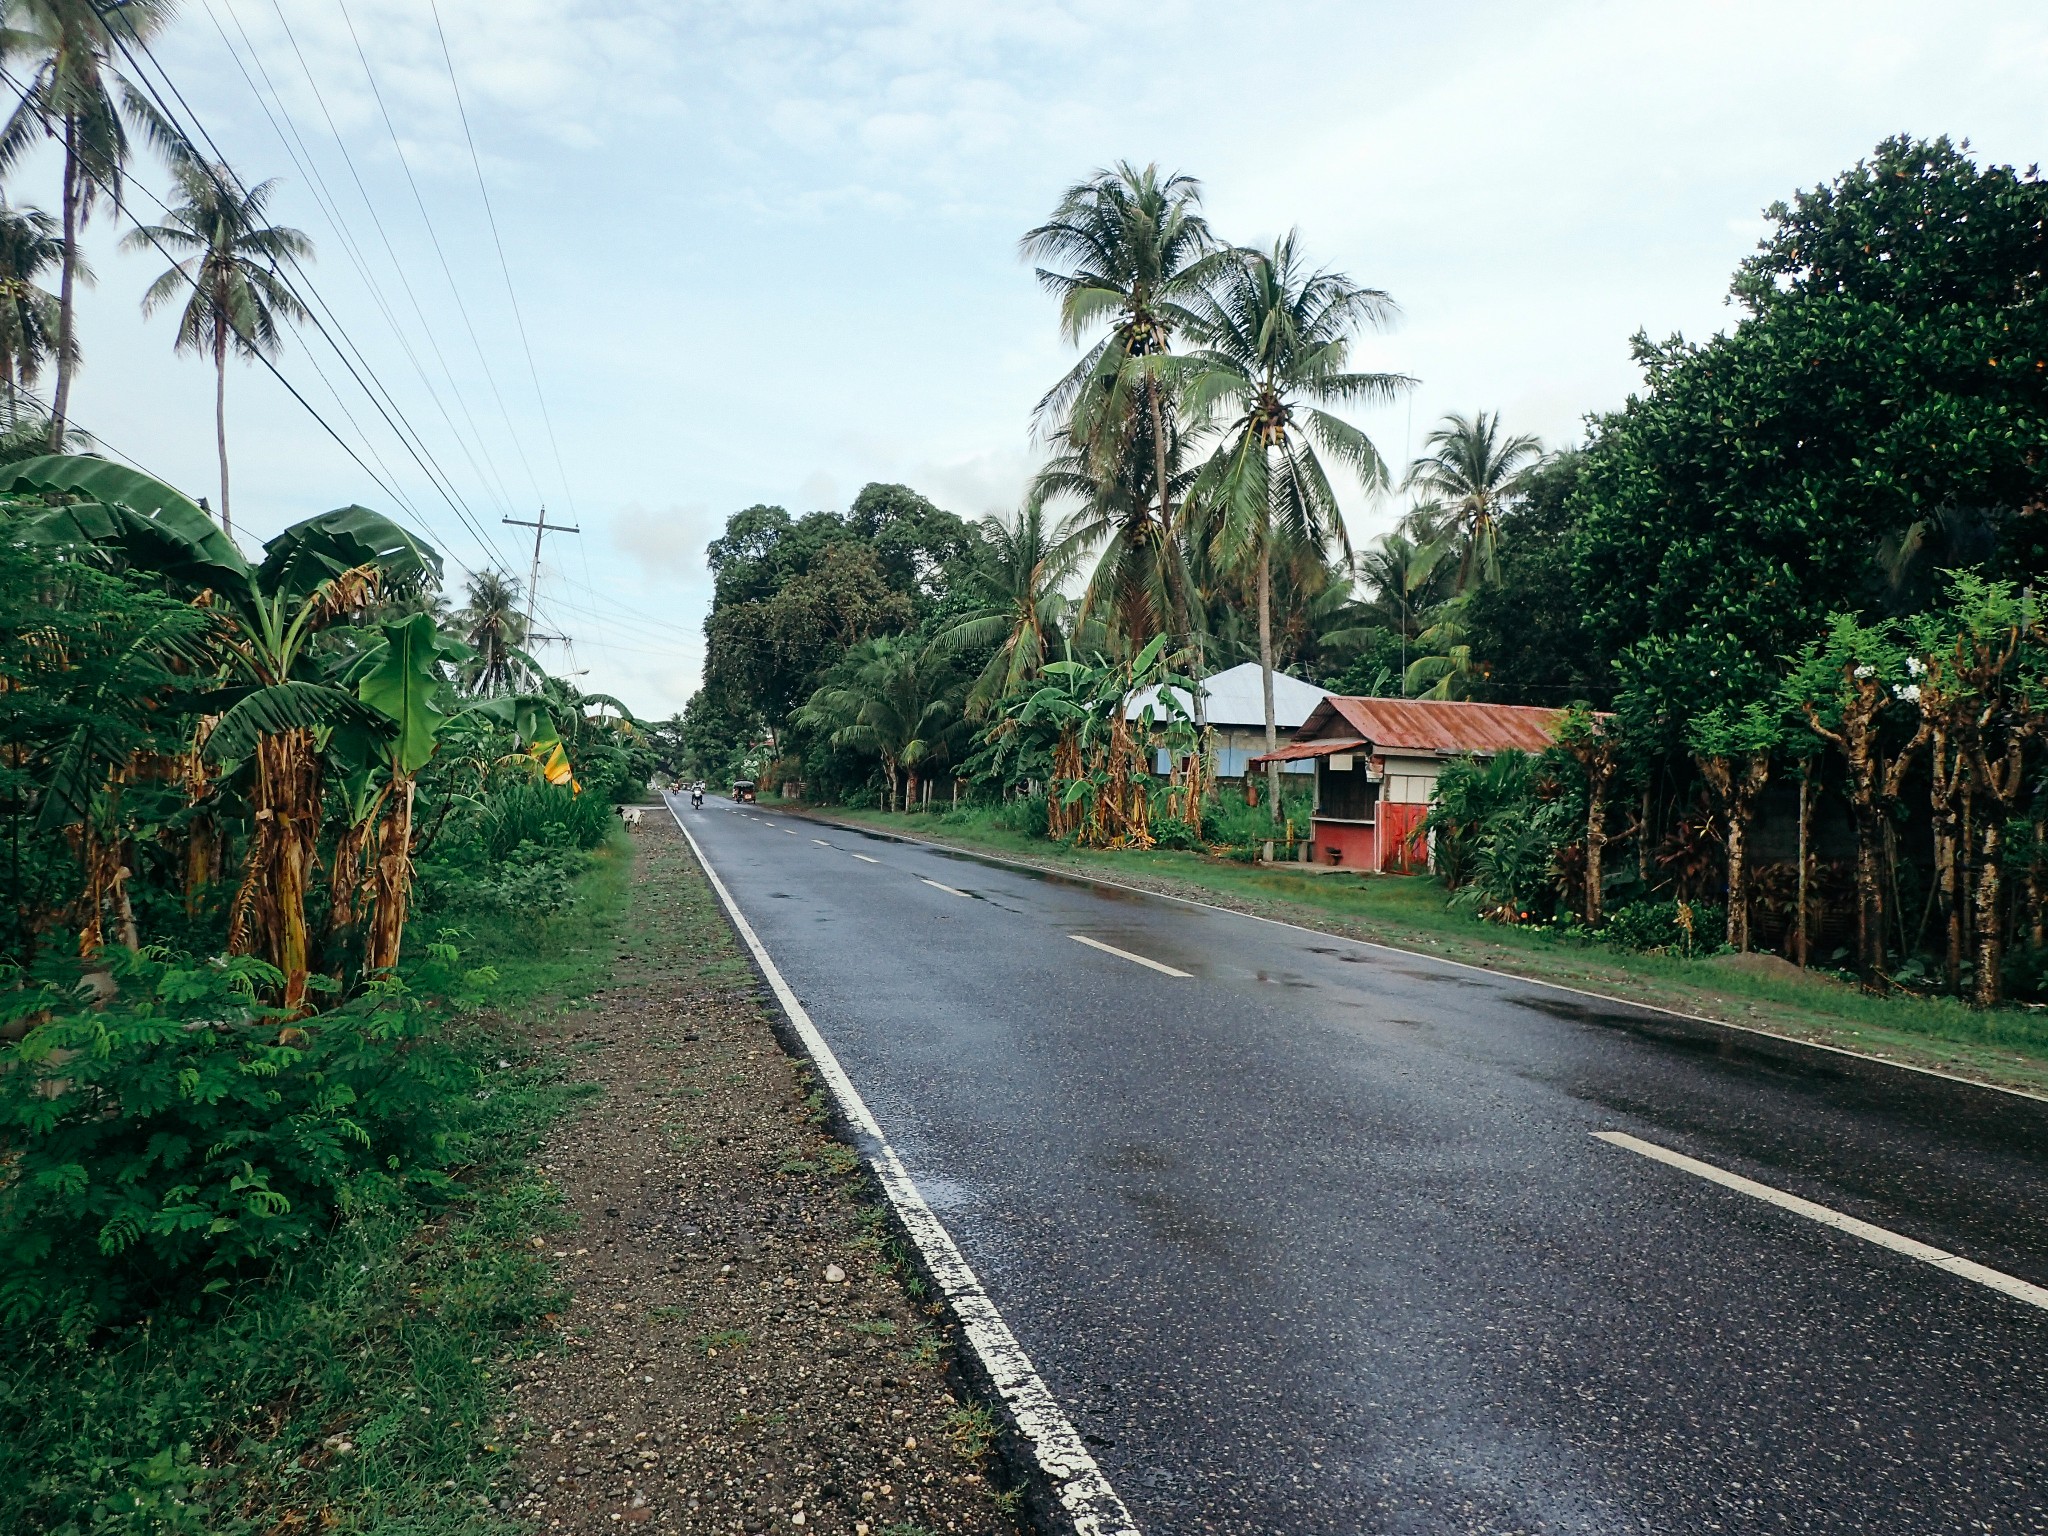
[1124,661,1326,778]
[1250,696,1572,872]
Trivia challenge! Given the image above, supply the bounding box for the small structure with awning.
[1249,696,1572,872]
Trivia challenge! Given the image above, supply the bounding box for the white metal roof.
[1124,661,1328,730]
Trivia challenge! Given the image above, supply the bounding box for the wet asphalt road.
[668,796,2048,1536]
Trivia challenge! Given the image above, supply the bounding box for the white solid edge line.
[662,796,1140,1536]
[922,878,972,898]
[1593,1131,2048,1313]
[780,812,2046,1107]
[851,853,881,864]
[1069,933,1192,979]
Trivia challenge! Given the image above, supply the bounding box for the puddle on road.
[1513,994,1852,1086]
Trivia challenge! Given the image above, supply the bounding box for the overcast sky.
[28,0,2048,716]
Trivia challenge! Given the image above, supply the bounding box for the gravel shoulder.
[505,815,1020,1536]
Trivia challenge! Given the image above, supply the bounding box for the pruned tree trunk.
[1807,676,1924,986]
[1795,769,1812,968]
[1258,538,1278,853]
[363,777,416,975]
[229,729,321,1012]
[1701,751,1772,951]
[1975,817,2005,1007]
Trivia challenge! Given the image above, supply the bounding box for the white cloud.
[39,0,2047,724]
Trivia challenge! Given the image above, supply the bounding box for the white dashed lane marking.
[1594,1131,2048,1313]
[852,854,880,864]
[1069,934,1192,977]
[922,878,972,898]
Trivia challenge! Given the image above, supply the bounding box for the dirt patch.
[502,816,1019,1536]
[1708,950,1826,985]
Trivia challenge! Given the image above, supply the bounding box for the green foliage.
[1603,899,1727,958]
[0,946,483,1334]
[477,780,616,860]
[1575,136,2048,748]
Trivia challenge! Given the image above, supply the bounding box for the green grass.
[823,805,2048,1095]
[0,836,634,1536]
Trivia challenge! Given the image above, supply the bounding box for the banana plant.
[346,614,565,973]
[9,455,435,1009]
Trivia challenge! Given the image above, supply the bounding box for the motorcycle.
[690,788,704,810]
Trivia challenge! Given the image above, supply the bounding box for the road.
[668,795,2048,1536]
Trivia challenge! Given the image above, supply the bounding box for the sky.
[24,0,2048,716]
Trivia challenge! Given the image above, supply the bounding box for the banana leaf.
[204,681,390,763]
[357,613,452,776]
[6,455,252,590]
[258,504,441,600]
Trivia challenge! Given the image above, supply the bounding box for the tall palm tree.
[1182,233,1412,828]
[0,192,65,417]
[1029,407,1196,652]
[0,0,175,446]
[457,567,529,696]
[125,159,312,537]
[1021,163,1221,667]
[1402,410,1544,590]
[1355,529,1451,675]
[939,503,1083,717]
[1403,593,1480,699]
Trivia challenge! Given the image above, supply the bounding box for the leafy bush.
[1458,797,1582,921]
[479,780,616,858]
[0,947,485,1335]
[1602,899,1726,957]
[425,839,593,921]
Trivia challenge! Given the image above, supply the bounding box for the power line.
[428,0,580,522]
[255,0,527,526]
[203,0,523,543]
[99,28,517,575]
[330,0,545,506]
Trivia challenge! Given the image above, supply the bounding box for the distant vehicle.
[731,779,757,803]
[690,786,704,809]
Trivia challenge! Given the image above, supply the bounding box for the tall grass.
[480,781,617,859]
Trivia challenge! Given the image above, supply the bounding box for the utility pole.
[502,509,580,638]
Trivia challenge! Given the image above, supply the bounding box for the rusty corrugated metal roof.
[1294,696,1571,755]
[1247,736,1368,765]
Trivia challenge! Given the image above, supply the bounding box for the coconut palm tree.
[0,192,66,416]
[1029,407,1196,652]
[1402,411,1544,591]
[456,567,530,696]
[939,503,1083,717]
[1181,233,1412,829]
[0,0,176,446]
[1355,529,1451,675]
[124,159,312,537]
[1021,162,1221,660]
[1403,594,1481,699]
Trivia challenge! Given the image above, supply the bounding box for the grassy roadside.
[807,804,2048,1099]
[0,836,634,1536]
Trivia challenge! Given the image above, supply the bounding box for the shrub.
[1602,898,1726,957]
[0,947,484,1335]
